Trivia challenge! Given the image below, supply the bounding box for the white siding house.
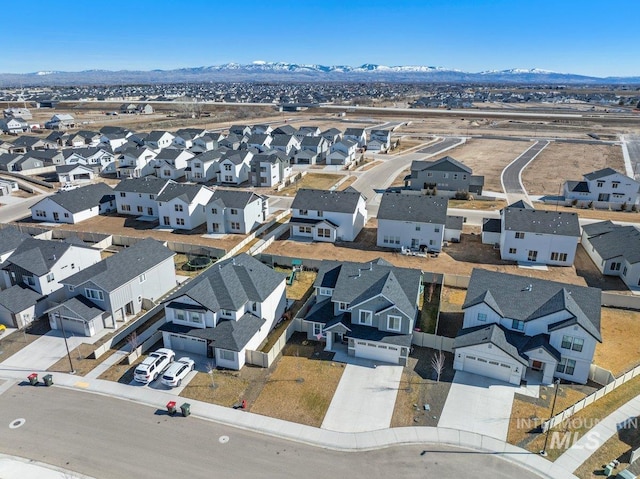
[114,176,172,218]
[563,168,640,208]
[30,183,115,224]
[205,190,268,234]
[156,183,213,230]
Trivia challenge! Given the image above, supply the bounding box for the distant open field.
[521,142,624,196]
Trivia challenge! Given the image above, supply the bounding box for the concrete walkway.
[0,454,95,479]
[321,363,402,432]
[554,394,640,473]
[439,372,521,441]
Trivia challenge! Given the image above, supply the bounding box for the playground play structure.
[287,259,303,285]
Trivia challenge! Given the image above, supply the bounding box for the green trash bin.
[43,374,53,387]
[28,373,38,386]
[180,403,191,417]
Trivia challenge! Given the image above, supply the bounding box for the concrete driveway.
[321,363,402,433]
[438,371,518,441]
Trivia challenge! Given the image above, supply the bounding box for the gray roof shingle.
[0,226,29,256]
[1,238,88,276]
[291,188,363,214]
[583,168,620,180]
[583,221,640,264]
[411,156,472,174]
[206,189,262,209]
[155,183,209,203]
[36,183,114,214]
[377,192,448,224]
[46,296,105,322]
[113,176,172,194]
[502,207,580,237]
[0,284,43,313]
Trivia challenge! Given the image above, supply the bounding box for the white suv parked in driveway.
[161,357,195,388]
[134,348,175,383]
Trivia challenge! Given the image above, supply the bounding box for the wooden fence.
[542,363,640,432]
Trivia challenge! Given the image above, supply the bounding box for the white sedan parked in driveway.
[161,357,195,388]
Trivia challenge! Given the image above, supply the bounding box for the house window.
[623,267,628,276]
[85,288,104,301]
[415,225,421,231]
[317,228,331,238]
[551,252,568,262]
[64,213,69,218]
[139,273,146,283]
[230,208,238,215]
[46,272,55,283]
[175,310,185,321]
[338,302,349,312]
[515,232,525,239]
[313,323,322,336]
[119,192,126,197]
[231,222,240,230]
[175,204,183,212]
[149,195,154,200]
[611,262,621,271]
[219,349,234,361]
[137,206,143,213]
[434,227,440,233]
[319,288,332,296]
[298,226,311,234]
[299,209,308,216]
[211,208,218,214]
[509,248,517,254]
[190,312,203,324]
[612,182,619,189]
[24,276,35,286]
[176,218,185,226]
[68,285,74,291]
[453,174,458,180]
[383,235,400,245]
[556,358,576,375]
[251,302,257,312]
[561,335,584,352]
[426,172,433,177]
[596,181,604,188]
[387,315,401,332]
[512,319,524,331]
[224,164,232,171]
[224,175,233,182]
[121,204,131,212]
[359,310,372,326]
[34,210,46,218]
[477,313,487,322]
[317,210,323,217]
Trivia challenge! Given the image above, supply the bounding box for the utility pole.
[540,379,561,456]
[57,313,76,374]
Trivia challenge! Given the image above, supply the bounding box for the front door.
[411,238,420,249]
[334,332,343,344]
[163,216,170,226]
[147,207,153,215]
[528,250,538,262]
[532,360,543,371]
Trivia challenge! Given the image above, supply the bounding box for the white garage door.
[168,334,207,356]
[354,341,400,364]
[463,355,513,383]
[62,317,88,336]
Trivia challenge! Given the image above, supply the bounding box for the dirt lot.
[594,308,640,376]
[0,319,50,363]
[30,213,245,252]
[267,219,589,286]
[278,172,345,196]
[392,347,455,427]
[522,142,624,197]
[436,138,532,192]
[535,201,640,222]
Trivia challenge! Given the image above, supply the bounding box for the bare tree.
[207,361,217,389]
[431,351,446,383]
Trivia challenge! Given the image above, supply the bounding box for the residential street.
[0,383,544,479]
[500,140,549,204]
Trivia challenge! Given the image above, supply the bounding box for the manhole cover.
[9,418,25,429]
[219,435,229,444]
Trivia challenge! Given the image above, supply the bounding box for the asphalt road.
[500,140,549,203]
[0,384,543,479]
[0,193,47,223]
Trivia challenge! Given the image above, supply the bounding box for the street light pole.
[540,378,561,456]
[57,313,76,375]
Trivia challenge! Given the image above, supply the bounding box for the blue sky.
[3,0,638,77]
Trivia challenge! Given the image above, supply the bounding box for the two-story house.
[368,129,391,152]
[563,168,640,208]
[407,156,485,197]
[300,136,329,160]
[0,237,101,299]
[343,128,367,148]
[581,221,640,291]
[114,176,172,218]
[376,192,459,250]
[205,189,268,234]
[117,147,158,178]
[145,131,175,151]
[454,269,602,385]
[153,148,194,180]
[31,183,116,224]
[270,134,300,156]
[303,258,421,365]
[218,150,253,185]
[249,152,292,187]
[327,139,358,166]
[0,226,29,265]
[289,188,367,242]
[186,149,225,183]
[159,254,286,370]
[156,183,213,230]
[496,202,580,266]
[246,133,273,152]
[48,238,176,336]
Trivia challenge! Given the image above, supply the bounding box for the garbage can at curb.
[180,403,191,417]
[166,401,177,415]
[28,373,38,386]
[43,374,53,386]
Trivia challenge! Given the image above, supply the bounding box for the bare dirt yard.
[593,308,640,376]
[266,219,589,286]
[522,142,624,197]
[534,201,640,223]
[278,172,345,196]
[430,138,533,192]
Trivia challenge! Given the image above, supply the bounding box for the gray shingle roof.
[207,189,262,209]
[565,180,590,193]
[56,164,93,174]
[314,259,421,319]
[164,253,285,313]
[482,218,501,233]
[36,183,114,214]
[270,134,296,147]
[155,183,208,203]
[445,215,464,230]
[583,221,640,264]
[146,130,173,142]
[46,296,105,322]
[463,269,601,341]
[584,168,620,181]
[411,156,471,174]
[114,176,172,194]
[291,188,363,214]
[502,207,580,236]
[62,238,174,292]
[1,238,85,276]
[377,192,447,224]
[0,226,29,256]
[0,284,43,313]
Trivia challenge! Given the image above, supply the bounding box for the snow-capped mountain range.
[0,62,638,86]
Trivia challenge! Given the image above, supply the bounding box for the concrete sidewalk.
[554,394,640,473]
[0,367,577,479]
[0,454,94,479]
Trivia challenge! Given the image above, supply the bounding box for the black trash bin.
[180,403,191,417]
[43,374,53,387]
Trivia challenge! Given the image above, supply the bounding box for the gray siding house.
[407,156,484,197]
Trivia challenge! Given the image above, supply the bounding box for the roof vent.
[369,262,373,271]
[522,284,532,292]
